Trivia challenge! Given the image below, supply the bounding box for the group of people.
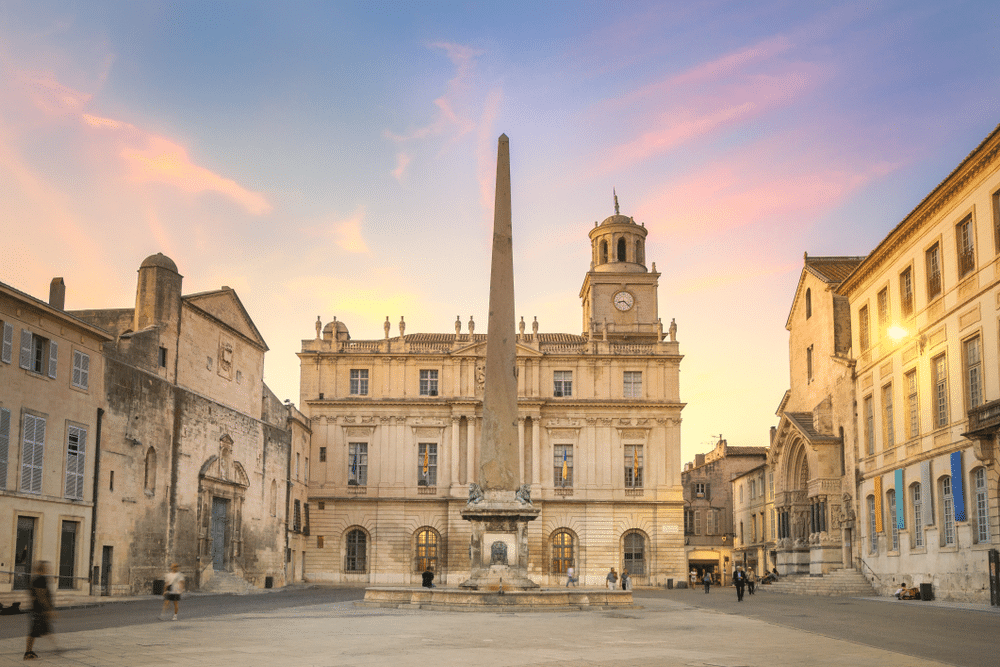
[603,567,632,590]
[691,566,772,598]
[20,560,185,660]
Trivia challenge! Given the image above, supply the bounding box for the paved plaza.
[0,587,996,667]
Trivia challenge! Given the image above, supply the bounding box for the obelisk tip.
[498,133,509,142]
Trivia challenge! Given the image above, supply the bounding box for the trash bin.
[152,579,165,595]
[919,582,933,601]
[667,578,674,589]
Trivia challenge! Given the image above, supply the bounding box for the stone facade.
[770,256,862,578]
[302,204,686,587]
[0,279,112,603]
[731,462,774,577]
[837,125,1000,602]
[682,440,766,585]
[68,254,296,595]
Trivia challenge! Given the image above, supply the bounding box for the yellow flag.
[633,446,639,478]
[562,451,568,485]
[423,447,429,476]
[874,476,883,532]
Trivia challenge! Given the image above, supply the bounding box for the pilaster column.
[518,417,526,483]
[467,416,476,484]
[531,416,541,487]
[451,416,461,485]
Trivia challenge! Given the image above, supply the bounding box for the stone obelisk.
[460,134,539,590]
[480,133,519,491]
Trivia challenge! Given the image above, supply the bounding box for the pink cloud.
[391,152,411,181]
[384,42,482,144]
[634,144,900,242]
[119,134,271,215]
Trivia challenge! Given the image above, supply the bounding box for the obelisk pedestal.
[460,134,539,591]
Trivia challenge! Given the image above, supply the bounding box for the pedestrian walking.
[689,568,697,589]
[24,561,58,660]
[160,563,185,620]
[566,566,578,587]
[747,568,756,595]
[734,566,746,602]
[606,568,618,590]
[620,569,630,591]
[421,567,435,588]
[703,571,712,594]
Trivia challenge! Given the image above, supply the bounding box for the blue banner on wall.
[895,468,905,529]
[950,451,966,522]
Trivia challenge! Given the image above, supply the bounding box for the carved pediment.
[199,455,250,488]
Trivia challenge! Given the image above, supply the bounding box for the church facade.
[301,205,687,586]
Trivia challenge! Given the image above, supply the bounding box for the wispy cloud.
[391,152,411,181]
[384,42,483,145]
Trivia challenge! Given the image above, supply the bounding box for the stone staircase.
[199,570,258,595]
[762,569,877,597]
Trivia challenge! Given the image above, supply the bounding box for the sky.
[2,0,999,465]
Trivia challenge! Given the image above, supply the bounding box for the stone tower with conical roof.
[579,194,662,342]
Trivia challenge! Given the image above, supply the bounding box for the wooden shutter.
[64,426,86,499]
[19,329,32,370]
[1,322,12,364]
[21,414,45,494]
[73,351,89,389]
[0,407,9,489]
[48,340,58,379]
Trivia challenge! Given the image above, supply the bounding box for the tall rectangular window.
[974,468,989,543]
[864,395,875,456]
[963,335,983,409]
[623,371,642,398]
[926,243,942,300]
[905,370,919,440]
[64,426,87,500]
[348,442,367,486]
[932,354,948,428]
[419,370,439,396]
[942,476,956,546]
[911,484,924,548]
[994,188,1000,253]
[319,446,327,462]
[694,509,702,535]
[20,414,45,494]
[957,215,975,276]
[72,351,90,390]
[624,444,643,488]
[877,288,889,340]
[553,371,573,397]
[899,267,914,318]
[349,369,369,396]
[770,508,776,540]
[553,444,573,487]
[684,509,694,535]
[859,305,871,352]
[806,345,813,382]
[418,443,437,486]
[20,330,57,378]
[882,384,895,449]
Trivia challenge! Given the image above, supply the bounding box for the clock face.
[613,291,634,311]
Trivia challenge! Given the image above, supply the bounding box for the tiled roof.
[726,446,768,457]
[784,412,841,442]
[804,256,866,284]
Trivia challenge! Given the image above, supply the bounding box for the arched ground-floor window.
[345,528,367,573]
[415,528,439,572]
[623,531,646,575]
[551,530,574,574]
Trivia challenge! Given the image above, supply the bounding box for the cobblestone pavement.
[0,591,973,667]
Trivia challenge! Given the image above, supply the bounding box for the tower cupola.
[589,190,648,273]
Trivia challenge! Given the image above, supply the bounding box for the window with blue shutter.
[19,329,32,370]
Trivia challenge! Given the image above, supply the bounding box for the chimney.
[49,278,66,310]
[695,453,705,467]
[770,426,777,444]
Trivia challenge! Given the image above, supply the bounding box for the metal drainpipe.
[88,407,104,596]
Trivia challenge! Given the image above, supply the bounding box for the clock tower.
[579,193,662,342]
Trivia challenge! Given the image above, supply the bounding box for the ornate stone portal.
[459,134,540,590]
